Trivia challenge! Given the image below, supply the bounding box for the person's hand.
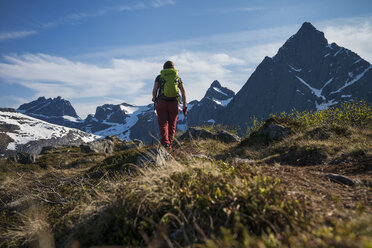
[183,106,187,115]
[152,97,156,102]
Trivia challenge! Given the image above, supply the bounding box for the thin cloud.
[3,0,175,40]
[0,51,246,117]
[0,30,37,41]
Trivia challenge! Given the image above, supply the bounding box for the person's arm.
[152,81,159,102]
[179,82,187,114]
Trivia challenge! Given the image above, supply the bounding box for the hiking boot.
[163,143,171,151]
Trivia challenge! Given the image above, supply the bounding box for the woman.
[152,61,187,150]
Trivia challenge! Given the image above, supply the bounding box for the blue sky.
[1,0,372,117]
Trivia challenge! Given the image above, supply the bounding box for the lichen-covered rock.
[216,130,240,143]
[136,146,172,167]
[80,139,114,154]
[121,139,144,150]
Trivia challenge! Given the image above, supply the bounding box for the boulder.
[121,139,144,150]
[256,124,291,140]
[80,139,114,154]
[216,130,240,143]
[136,146,173,167]
[7,152,37,164]
[104,135,122,142]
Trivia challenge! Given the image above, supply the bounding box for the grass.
[0,101,371,247]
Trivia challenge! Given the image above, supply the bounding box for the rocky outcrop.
[121,139,144,150]
[216,130,241,143]
[80,139,115,154]
[136,146,173,167]
[7,152,37,164]
[179,127,240,143]
[255,124,291,141]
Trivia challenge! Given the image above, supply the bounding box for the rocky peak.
[94,103,129,124]
[204,80,235,101]
[275,22,328,67]
[18,96,78,118]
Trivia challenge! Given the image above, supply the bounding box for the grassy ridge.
[0,101,371,247]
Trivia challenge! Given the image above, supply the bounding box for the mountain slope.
[0,108,97,155]
[222,22,372,129]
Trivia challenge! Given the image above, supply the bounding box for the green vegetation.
[0,101,371,247]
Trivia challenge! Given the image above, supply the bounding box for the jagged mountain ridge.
[18,96,82,128]
[221,22,372,130]
[15,81,235,144]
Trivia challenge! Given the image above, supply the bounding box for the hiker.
[152,61,187,150]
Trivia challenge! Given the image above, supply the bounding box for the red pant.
[156,100,178,148]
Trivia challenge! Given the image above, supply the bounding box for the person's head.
[163,61,175,69]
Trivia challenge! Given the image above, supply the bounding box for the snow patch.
[316,99,338,111]
[289,65,302,72]
[212,87,228,96]
[0,111,97,150]
[353,59,361,64]
[213,97,233,107]
[331,65,372,94]
[295,76,325,100]
[94,105,149,140]
[63,115,82,123]
[324,53,330,57]
[296,89,305,95]
[207,119,215,124]
[341,95,352,98]
[334,47,343,57]
[120,105,138,115]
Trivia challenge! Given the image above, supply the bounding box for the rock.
[179,127,216,141]
[136,146,173,167]
[40,146,55,154]
[104,135,122,142]
[256,124,291,140]
[233,157,255,165]
[80,139,114,154]
[325,173,360,186]
[121,139,144,150]
[7,152,37,164]
[216,130,240,143]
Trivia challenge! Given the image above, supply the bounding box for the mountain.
[186,80,235,126]
[222,22,372,129]
[12,22,372,142]
[0,108,97,155]
[15,80,235,144]
[17,96,83,128]
[82,102,157,142]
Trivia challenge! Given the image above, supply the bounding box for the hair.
[163,61,175,69]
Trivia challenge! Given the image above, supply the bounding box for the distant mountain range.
[1,22,371,151]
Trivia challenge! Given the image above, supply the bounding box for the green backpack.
[158,68,180,99]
